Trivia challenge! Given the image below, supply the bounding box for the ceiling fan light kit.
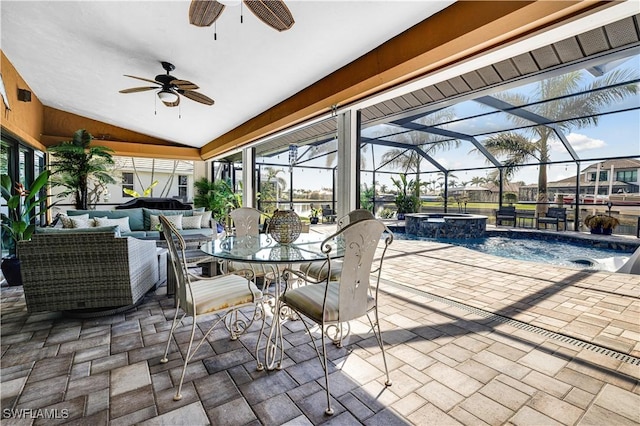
[119,61,214,108]
[157,89,179,103]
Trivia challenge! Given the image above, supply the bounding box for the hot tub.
[404,213,487,239]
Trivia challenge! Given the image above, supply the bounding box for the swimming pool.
[395,233,633,268]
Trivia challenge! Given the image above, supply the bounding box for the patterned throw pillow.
[193,210,212,228]
[94,216,132,233]
[182,215,202,229]
[61,213,89,228]
[70,217,95,229]
[150,214,183,230]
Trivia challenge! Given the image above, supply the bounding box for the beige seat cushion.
[281,281,373,323]
[186,274,262,315]
[300,260,342,281]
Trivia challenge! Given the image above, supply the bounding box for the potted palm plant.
[392,173,420,220]
[309,207,321,224]
[1,170,52,286]
[48,129,116,210]
[584,214,620,235]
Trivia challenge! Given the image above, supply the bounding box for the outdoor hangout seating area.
[2,1,640,425]
[1,220,639,425]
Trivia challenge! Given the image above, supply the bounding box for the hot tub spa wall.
[405,214,487,239]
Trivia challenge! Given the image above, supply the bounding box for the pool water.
[396,234,625,268]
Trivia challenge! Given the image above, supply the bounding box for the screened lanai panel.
[253,117,336,161]
[358,15,639,125]
[429,108,537,136]
[517,79,640,121]
[293,138,337,168]
[222,16,639,166]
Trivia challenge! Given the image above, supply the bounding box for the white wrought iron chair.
[158,215,263,401]
[224,207,277,278]
[223,207,283,317]
[298,209,375,282]
[278,218,393,415]
[228,207,263,236]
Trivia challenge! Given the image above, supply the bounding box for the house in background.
[546,159,640,204]
[49,157,206,216]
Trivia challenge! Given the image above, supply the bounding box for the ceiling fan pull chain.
[240,2,243,24]
[214,22,217,41]
[154,96,157,115]
[179,104,182,119]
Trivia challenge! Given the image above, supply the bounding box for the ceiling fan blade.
[189,0,225,27]
[181,90,215,106]
[124,74,162,85]
[243,0,294,32]
[119,86,158,94]
[172,79,199,90]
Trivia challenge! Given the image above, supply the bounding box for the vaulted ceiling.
[1,1,452,148]
[1,1,635,161]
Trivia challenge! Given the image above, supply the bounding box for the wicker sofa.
[18,232,159,313]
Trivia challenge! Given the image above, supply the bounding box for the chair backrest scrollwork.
[229,207,263,237]
[322,218,393,321]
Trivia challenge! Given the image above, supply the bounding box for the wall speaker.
[17,89,31,102]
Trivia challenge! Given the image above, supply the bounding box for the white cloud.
[550,132,606,152]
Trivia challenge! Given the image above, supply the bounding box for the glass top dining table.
[200,232,345,371]
[199,233,345,264]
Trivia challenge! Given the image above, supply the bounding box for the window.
[616,170,637,182]
[588,171,608,181]
[122,172,134,197]
[178,175,188,199]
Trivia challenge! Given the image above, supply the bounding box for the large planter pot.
[397,213,405,220]
[590,227,612,235]
[310,217,319,225]
[1,256,23,287]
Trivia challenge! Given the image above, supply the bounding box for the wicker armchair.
[18,232,159,313]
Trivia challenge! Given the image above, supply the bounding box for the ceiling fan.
[119,61,214,107]
[189,0,294,32]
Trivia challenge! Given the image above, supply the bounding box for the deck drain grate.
[381,279,640,366]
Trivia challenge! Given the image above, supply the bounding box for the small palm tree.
[49,129,116,210]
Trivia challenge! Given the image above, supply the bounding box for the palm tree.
[482,68,638,213]
[260,167,287,213]
[470,176,486,187]
[49,129,116,210]
[380,110,461,199]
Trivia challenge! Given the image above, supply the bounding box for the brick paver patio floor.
[1,234,639,425]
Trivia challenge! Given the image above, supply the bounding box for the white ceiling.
[1,0,454,148]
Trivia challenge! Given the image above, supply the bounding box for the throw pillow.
[70,217,95,229]
[94,216,132,233]
[182,215,202,229]
[150,214,183,230]
[193,210,212,228]
[61,213,89,228]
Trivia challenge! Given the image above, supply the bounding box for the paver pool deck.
[1,228,638,425]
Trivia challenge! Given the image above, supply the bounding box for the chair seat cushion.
[281,281,373,323]
[188,274,262,315]
[227,261,278,278]
[300,260,342,281]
